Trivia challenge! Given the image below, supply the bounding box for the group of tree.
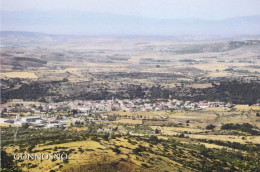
[221,123,260,135]
[1,79,259,105]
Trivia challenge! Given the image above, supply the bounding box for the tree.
[155,129,160,134]
[149,135,160,144]
[63,78,68,82]
[39,97,46,103]
[102,134,109,141]
[111,147,121,154]
[133,147,143,155]
[71,109,78,115]
[63,159,69,163]
[22,123,29,129]
[1,150,21,172]
[141,163,149,168]
[206,124,216,130]
[178,133,185,138]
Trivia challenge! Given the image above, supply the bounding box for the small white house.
[21,116,42,123]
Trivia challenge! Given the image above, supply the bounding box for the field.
[1,34,260,105]
[2,104,259,171]
[2,72,38,79]
[2,126,259,172]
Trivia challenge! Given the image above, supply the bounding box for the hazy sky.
[1,0,260,35]
[1,0,260,20]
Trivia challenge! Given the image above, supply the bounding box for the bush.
[91,136,100,142]
[22,123,29,129]
[155,129,160,134]
[141,163,149,168]
[102,134,109,141]
[111,147,121,154]
[133,145,146,155]
[63,159,69,163]
[30,164,38,168]
[133,147,142,155]
[149,135,160,144]
[178,133,185,138]
[79,149,84,153]
[206,124,216,130]
[27,145,35,153]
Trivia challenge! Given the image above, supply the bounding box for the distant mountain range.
[1,10,260,36]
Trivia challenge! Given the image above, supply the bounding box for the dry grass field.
[2,72,38,79]
[3,137,180,172]
[3,128,259,172]
[1,104,260,171]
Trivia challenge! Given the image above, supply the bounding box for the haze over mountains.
[1,10,260,36]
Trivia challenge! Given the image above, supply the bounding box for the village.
[0,98,245,129]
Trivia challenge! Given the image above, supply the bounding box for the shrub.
[141,163,149,168]
[79,149,84,153]
[133,145,146,155]
[206,124,216,130]
[102,134,109,141]
[30,164,37,168]
[22,123,29,129]
[149,135,160,144]
[178,133,185,138]
[133,147,142,155]
[63,159,69,163]
[91,136,100,142]
[111,147,121,154]
[155,129,160,134]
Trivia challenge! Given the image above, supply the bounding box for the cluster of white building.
[1,99,232,115]
[12,115,67,129]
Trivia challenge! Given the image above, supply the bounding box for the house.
[45,123,64,129]
[49,120,59,124]
[21,116,42,123]
[4,119,14,124]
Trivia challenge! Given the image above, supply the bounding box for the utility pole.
[109,127,113,138]
[14,127,18,142]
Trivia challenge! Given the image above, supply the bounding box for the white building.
[21,116,42,123]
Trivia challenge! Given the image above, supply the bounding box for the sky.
[1,0,260,20]
[1,0,260,35]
